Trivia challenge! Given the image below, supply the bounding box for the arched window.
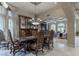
[0,5,7,31]
[50,24,56,32]
[57,23,65,33]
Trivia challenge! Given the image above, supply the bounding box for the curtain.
[0,5,16,40]
[0,15,4,31]
[0,6,6,31]
[8,11,14,39]
[9,18,14,39]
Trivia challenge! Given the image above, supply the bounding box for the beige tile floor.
[1,37,79,56]
[44,37,79,56]
[26,37,79,56]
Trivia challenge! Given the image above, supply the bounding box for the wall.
[38,7,65,20]
[9,5,34,39]
[76,19,79,32]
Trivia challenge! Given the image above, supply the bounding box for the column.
[59,2,76,47]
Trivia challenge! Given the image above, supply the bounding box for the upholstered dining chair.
[44,30,54,49]
[50,30,54,48]
[28,30,45,56]
[8,30,26,56]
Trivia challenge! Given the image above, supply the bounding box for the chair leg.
[13,50,15,56]
[52,43,53,48]
[7,43,9,50]
[52,40,53,48]
[48,44,50,49]
[27,43,31,52]
[23,44,27,54]
[35,49,38,56]
[42,46,44,53]
[10,48,12,54]
[10,50,12,54]
[48,41,51,49]
[23,47,27,54]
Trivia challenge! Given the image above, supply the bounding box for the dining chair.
[8,30,26,56]
[32,30,37,36]
[28,30,44,56]
[44,30,54,49]
[50,30,54,48]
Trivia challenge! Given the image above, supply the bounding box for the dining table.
[15,34,49,51]
[18,34,49,42]
[19,36,36,42]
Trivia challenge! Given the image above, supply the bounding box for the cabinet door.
[20,29,26,37]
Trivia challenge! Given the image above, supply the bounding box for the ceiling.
[7,2,57,15]
[7,2,79,23]
[72,2,79,18]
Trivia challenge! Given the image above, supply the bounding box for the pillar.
[59,2,76,47]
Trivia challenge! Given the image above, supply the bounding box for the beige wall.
[9,6,34,39]
[10,3,78,41]
[76,19,79,32]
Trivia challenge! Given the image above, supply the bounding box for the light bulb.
[32,22,39,25]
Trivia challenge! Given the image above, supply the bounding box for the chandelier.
[30,2,42,25]
[31,14,42,25]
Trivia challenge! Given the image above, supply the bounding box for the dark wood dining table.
[19,34,49,42]
[15,34,49,52]
[19,36,36,42]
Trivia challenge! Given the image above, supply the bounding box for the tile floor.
[0,37,79,56]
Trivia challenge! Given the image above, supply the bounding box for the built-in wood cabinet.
[19,15,38,37]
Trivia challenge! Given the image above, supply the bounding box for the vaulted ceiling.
[7,2,57,15]
[7,2,79,23]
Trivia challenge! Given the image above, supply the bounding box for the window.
[0,15,4,31]
[57,23,65,33]
[0,6,6,31]
[51,24,56,32]
[0,5,6,15]
[8,10,12,16]
[9,18,13,32]
[8,10,14,38]
[0,6,1,14]
[0,5,14,40]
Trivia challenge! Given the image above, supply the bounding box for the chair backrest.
[0,30,5,42]
[50,30,54,40]
[36,30,44,49]
[32,30,37,36]
[46,30,54,41]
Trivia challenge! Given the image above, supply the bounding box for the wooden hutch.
[19,15,38,38]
